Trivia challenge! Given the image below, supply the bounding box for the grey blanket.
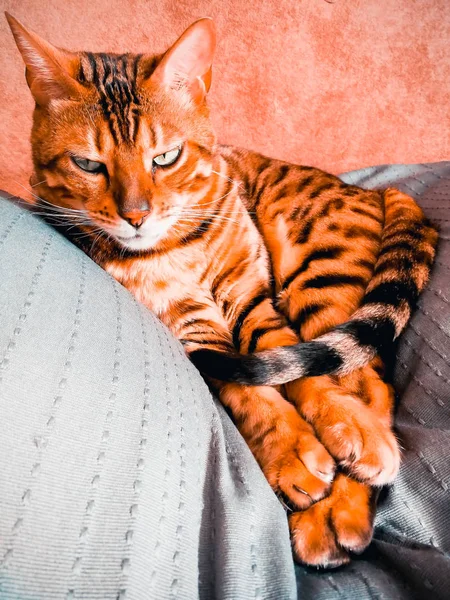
[0,163,449,599]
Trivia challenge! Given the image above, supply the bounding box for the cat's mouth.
[113,230,163,251]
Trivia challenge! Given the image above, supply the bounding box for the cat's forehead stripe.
[80,52,142,145]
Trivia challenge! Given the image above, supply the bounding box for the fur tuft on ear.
[150,18,216,102]
[5,12,85,105]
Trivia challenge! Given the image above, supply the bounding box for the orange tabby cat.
[7,13,438,567]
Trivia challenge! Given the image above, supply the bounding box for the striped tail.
[190,188,439,385]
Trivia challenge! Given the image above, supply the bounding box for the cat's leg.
[287,360,398,566]
[218,382,335,511]
[165,297,335,510]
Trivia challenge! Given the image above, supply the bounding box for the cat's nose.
[121,209,151,229]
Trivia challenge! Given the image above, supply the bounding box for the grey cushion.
[0,198,296,599]
[295,163,450,599]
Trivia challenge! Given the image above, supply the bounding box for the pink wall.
[1,0,449,198]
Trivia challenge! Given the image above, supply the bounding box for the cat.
[6,13,438,568]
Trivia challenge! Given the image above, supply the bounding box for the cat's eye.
[153,146,182,168]
[71,156,105,174]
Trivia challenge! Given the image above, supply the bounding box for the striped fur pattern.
[8,14,438,568]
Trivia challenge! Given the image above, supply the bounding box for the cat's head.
[7,13,218,251]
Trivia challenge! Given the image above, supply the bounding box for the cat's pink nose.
[121,209,151,229]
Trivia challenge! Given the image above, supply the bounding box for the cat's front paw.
[255,412,336,511]
[289,474,374,568]
[318,405,400,486]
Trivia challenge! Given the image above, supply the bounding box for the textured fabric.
[0,199,296,600]
[295,163,450,599]
[1,0,450,200]
[0,163,450,600]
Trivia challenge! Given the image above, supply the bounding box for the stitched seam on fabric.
[148,315,172,596]
[116,299,153,600]
[0,249,84,581]
[417,302,450,343]
[224,442,261,598]
[426,286,449,305]
[0,211,25,248]
[401,498,436,544]
[401,333,450,393]
[173,340,203,598]
[0,235,54,384]
[407,321,450,365]
[208,413,219,597]
[377,528,447,559]
[326,574,344,598]
[161,328,186,599]
[67,277,122,599]
[415,452,449,493]
[418,165,448,180]
[398,359,446,412]
[403,559,435,591]
[350,568,379,600]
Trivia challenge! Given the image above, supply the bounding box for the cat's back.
[218,144,382,222]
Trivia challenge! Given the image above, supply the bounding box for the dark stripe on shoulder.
[256,157,272,175]
[296,175,314,194]
[274,184,291,202]
[302,274,367,290]
[290,201,313,223]
[295,218,315,244]
[232,293,268,349]
[342,186,361,197]
[181,317,214,329]
[272,164,290,187]
[319,197,345,218]
[309,182,335,199]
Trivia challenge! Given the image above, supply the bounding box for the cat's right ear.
[5,12,85,105]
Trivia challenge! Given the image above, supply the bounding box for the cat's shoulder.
[217,144,350,193]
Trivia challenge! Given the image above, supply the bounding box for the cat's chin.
[114,234,160,252]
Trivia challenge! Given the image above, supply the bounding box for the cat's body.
[7,13,438,568]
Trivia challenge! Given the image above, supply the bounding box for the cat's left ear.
[149,18,216,102]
